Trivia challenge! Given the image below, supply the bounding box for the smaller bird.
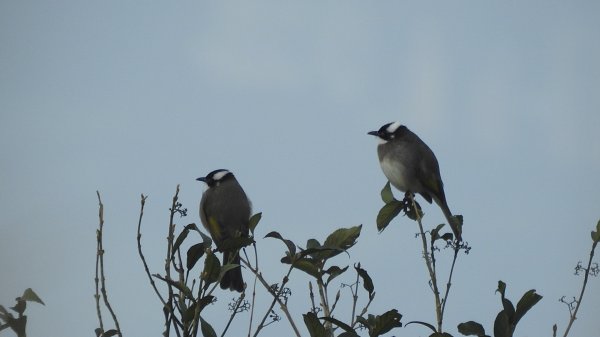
[197,169,251,292]
[368,122,461,240]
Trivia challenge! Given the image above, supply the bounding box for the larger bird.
[197,169,251,292]
[368,122,461,240]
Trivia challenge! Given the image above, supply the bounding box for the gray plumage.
[369,122,460,240]
[197,169,251,292]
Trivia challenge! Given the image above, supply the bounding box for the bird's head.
[196,169,233,187]
[368,121,403,144]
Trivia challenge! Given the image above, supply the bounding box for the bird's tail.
[221,251,244,292]
[435,198,462,242]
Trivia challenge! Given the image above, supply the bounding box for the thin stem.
[136,194,167,306]
[349,269,360,327]
[308,282,318,314]
[96,191,122,337]
[562,240,598,337]
[316,276,333,337]
[440,246,460,318]
[247,245,259,337]
[410,194,443,333]
[252,264,295,337]
[252,290,281,337]
[240,256,301,337]
[221,294,245,337]
[95,192,105,334]
[165,185,181,337]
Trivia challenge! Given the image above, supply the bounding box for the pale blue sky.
[1,1,599,336]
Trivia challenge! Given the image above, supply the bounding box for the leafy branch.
[555,219,600,337]
[376,182,467,334]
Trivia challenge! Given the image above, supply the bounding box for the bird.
[197,169,251,292]
[368,122,461,240]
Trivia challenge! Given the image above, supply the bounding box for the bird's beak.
[196,177,207,182]
[367,131,379,136]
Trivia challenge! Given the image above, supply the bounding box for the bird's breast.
[380,156,411,192]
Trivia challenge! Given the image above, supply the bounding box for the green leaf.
[338,332,361,337]
[303,312,326,337]
[185,223,200,231]
[405,320,436,333]
[219,263,241,280]
[11,300,25,315]
[431,224,445,241]
[404,198,423,221]
[376,201,403,232]
[380,181,395,203]
[248,212,262,234]
[306,238,321,250]
[592,219,600,242]
[303,239,329,259]
[9,316,26,337]
[281,257,321,279]
[200,316,217,337]
[441,233,454,241]
[501,298,515,322]
[265,231,297,256]
[181,302,197,325]
[201,251,221,288]
[321,316,355,333]
[102,329,119,337]
[325,265,349,285]
[514,289,542,325]
[305,226,361,262]
[496,281,506,298]
[153,275,195,300]
[197,295,214,313]
[199,230,213,247]
[322,225,362,257]
[173,227,190,257]
[320,317,358,337]
[369,309,402,337]
[21,288,45,306]
[457,321,486,336]
[300,246,342,261]
[493,311,511,337]
[219,236,255,251]
[354,263,374,296]
[187,243,205,270]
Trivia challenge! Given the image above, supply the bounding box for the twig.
[95,193,105,334]
[316,276,334,335]
[165,185,182,337]
[136,194,167,306]
[329,290,341,315]
[240,256,301,337]
[247,245,259,337]
[252,264,295,337]
[440,246,460,318]
[96,191,123,337]
[309,282,318,314]
[222,294,246,337]
[562,240,598,337]
[349,271,360,327]
[409,194,443,333]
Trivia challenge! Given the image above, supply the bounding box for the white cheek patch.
[386,121,402,134]
[212,170,230,181]
[378,138,388,145]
